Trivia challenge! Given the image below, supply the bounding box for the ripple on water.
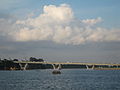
[0,69,120,90]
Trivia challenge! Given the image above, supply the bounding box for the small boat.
[52,70,61,74]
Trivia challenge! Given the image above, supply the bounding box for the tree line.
[0,57,44,62]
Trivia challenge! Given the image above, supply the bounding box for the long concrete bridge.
[14,61,120,70]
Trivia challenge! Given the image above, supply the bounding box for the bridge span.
[14,61,120,70]
[14,61,120,66]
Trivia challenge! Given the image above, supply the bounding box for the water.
[0,69,120,90]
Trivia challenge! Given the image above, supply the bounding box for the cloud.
[82,17,102,26]
[1,4,120,45]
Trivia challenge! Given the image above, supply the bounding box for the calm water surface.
[0,69,120,90]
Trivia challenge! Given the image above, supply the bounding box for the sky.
[0,0,120,63]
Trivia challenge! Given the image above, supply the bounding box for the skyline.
[0,0,120,63]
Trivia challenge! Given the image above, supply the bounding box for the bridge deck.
[14,61,120,66]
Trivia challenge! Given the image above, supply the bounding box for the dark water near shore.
[0,69,120,90]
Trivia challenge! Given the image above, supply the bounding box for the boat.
[52,70,61,74]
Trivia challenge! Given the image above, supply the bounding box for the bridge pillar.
[52,64,61,70]
[52,64,61,74]
[19,63,28,70]
[86,65,94,70]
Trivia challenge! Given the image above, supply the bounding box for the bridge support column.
[51,64,61,74]
[86,65,94,70]
[52,64,61,70]
[19,63,28,70]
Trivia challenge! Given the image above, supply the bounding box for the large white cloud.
[5,4,120,45]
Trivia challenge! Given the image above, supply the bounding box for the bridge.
[14,61,120,70]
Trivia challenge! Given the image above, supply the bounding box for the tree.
[29,57,44,62]
[13,59,18,61]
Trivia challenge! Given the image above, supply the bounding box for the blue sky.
[0,0,120,28]
[0,0,120,63]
